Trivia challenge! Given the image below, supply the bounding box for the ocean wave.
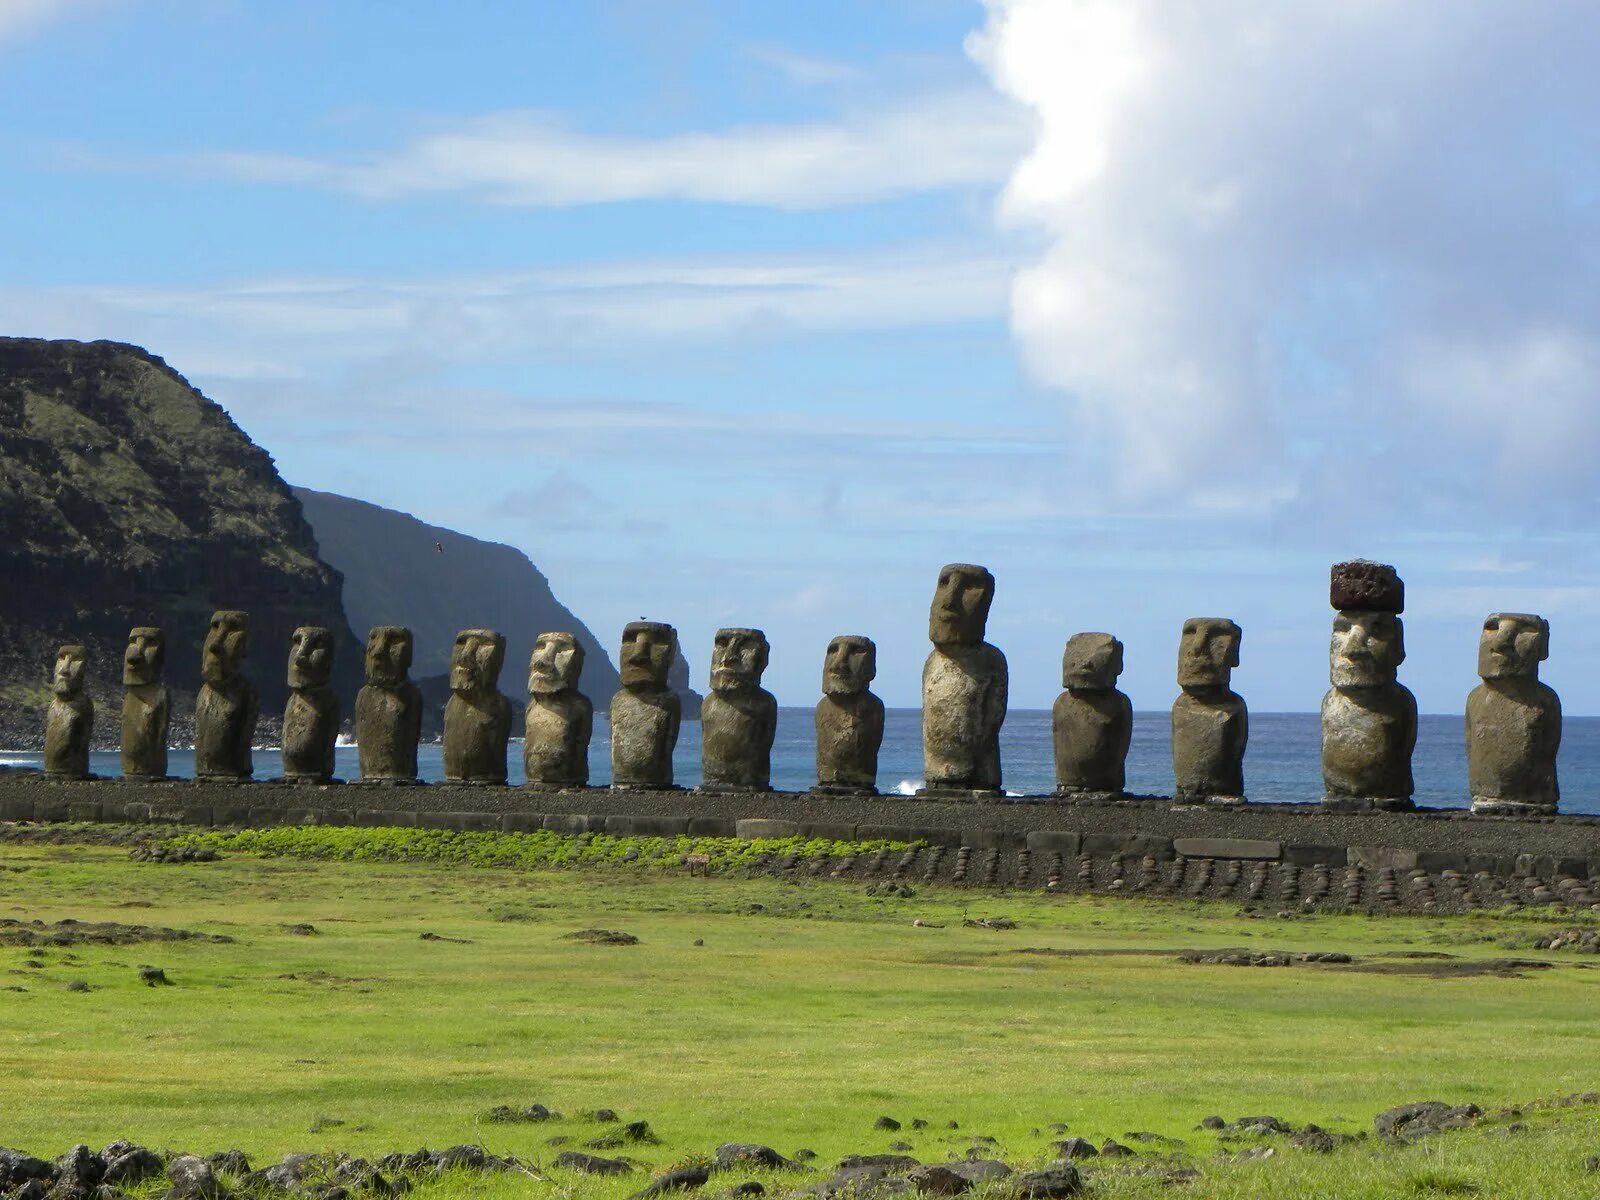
[895,779,922,796]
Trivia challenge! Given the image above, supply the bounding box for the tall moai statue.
[1321,561,1416,811]
[1468,613,1561,814]
[355,626,422,784]
[1053,633,1132,799]
[120,627,170,781]
[524,631,593,790]
[919,563,1007,799]
[813,635,884,796]
[194,610,258,782]
[610,621,681,790]
[700,628,777,792]
[1171,618,1247,805]
[442,629,511,785]
[42,644,93,780]
[281,626,340,784]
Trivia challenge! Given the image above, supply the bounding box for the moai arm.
[667,695,682,752]
[237,687,260,769]
[1401,687,1418,797]
[986,648,1009,734]
[1113,690,1133,765]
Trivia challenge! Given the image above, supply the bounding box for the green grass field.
[5,828,1600,1198]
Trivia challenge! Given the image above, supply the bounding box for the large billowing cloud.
[969,1,1600,518]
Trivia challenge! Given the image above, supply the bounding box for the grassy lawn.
[4,829,1600,1197]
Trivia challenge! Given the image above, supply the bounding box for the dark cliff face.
[0,337,361,741]
[293,488,703,720]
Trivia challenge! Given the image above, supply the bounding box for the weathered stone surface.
[701,628,776,791]
[42,644,93,779]
[442,629,511,784]
[193,611,257,781]
[1053,633,1131,796]
[1171,837,1281,861]
[120,626,169,780]
[1469,613,1560,814]
[1322,608,1416,810]
[355,626,422,783]
[611,621,681,789]
[1014,1164,1082,1198]
[1025,831,1083,855]
[281,626,339,784]
[920,564,1006,796]
[524,631,593,788]
[736,819,801,840]
[815,635,883,794]
[1171,618,1246,805]
[1331,560,1404,613]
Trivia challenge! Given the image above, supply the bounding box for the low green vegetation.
[3,831,1600,1198]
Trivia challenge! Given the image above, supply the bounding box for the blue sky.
[5,0,1600,715]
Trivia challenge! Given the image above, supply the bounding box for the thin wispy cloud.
[0,0,89,41]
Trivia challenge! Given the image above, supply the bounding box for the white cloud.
[0,0,93,41]
[180,91,1029,210]
[969,0,1600,515]
[744,44,858,86]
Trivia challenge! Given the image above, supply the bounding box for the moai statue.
[1053,633,1132,799]
[42,645,93,780]
[1468,613,1561,814]
[442,629,511,785]
[700,628,777,792]
[1321,561,1416,811]
[524,631,593,790]
[1171,618,1247,805]
[120,627,170,781]
[355,626,422,784]
[919,563,1007,798]
[281,626,340,784]
[194,610,258,782]
[610,621,681,790]
[813,635,884,796]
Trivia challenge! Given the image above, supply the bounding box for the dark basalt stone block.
[1330,560,1404,613]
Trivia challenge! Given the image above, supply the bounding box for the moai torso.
[121,626,169,780]
[525,692,593,787]
[356,626,421,782]
[1321,684,1416,803]
[195,611,257,781]
[816,692,885,791]
[1467,613,1560,813]
[282,689,340,783]
[1053,632,1131,796]
[442,629,511,784]
[610,687,680,786]
[1172,689,1247,800]
[701,628,776,790]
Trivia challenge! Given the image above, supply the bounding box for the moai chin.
[1321,561,1416,811]
[194,610,258,782]
[1053,632,1132,799]
[281,626,340,784]
[918,563,1007,799]
[42,644,93,780]
[355,626,423,784]
[610,621,681,790]
[700,627,777,793]
[121,626,170,781]
[1171,619,1247,805]
[442,629,511,785]
[813,635,884,796]
[524,631,593,790]
[1468,613,1560,815]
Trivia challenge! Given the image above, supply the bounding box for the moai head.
[928,563,995,648]
[529,631,585,696]
[364,626,413,687]
[201,611,249,685]
[1478,612,1549,682]
[51,645,86,698]
[450,629,505,696]
[1177,618,1241,690]
[287,626,334,690]
[1063,632,1123,691]
[711,628,769,694]
[123,627,165,687]
[823,635,877,697]
[619,621,677,690]
[1330,611,1405,687]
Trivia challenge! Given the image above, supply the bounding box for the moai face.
[123,627,165,687]
[450,629,505,695]
[711,628,769,694]
[1177,618,1241,689]
[52,645,86,698]
[364,626,413,687]
[823,635,877,696]
[619,622,676,689]
[1478,612,1549,681]
[928,563,995,647]
[287,626,334,689]
[201,611,249,685]
[529,631,585,695]
[1330,611,1405,687]
[1063,632,1123,691]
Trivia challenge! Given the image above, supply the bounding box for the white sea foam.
[896,779,922,796]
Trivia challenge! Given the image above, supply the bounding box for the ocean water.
[6,710,1599,814]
